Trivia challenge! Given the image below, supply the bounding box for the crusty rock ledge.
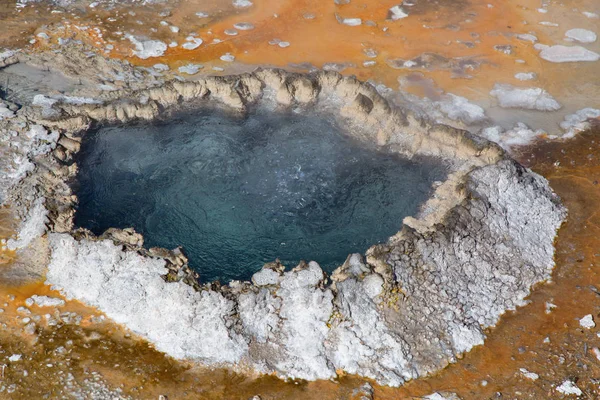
[0,50,565,387]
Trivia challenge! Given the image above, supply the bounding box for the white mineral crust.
[538,44,600,62]
[490,84,561,111]
[45,159,565,387]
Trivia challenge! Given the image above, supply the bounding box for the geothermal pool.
[73,109,448,282]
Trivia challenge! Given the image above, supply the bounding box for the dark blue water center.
[73,109,447,282]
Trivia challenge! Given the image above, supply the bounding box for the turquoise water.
[73,109,447,282]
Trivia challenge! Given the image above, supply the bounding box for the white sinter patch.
[234,22,255,30]
[178,64,203,75]
[565,28,597,43]
[582,11,599,19]
[233,0,253,8]
[560,108,600,138]
[181,37,203,50]
[434,94,486,124]
[514,72,536,81]
[490,84,561,111]
[537,44,600,62]
[7,197,48,251]
[340,17,362,26]
[153,63,170,71]
[480,123,544,150]
[516,33,538,43]
[25,295,65,308]
[46,234,249,363]
[125,35,167,59]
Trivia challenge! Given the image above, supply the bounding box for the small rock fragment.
[519,368,539,381]
[592,347,600,362]
[545,301,557,314]
[233,0,253,8]
[234,22,255,30]
[424,392,462,400]
[389,5,409,20]
[515,72,536,81]
[340,17,362,26]
[24,322,36,335]
[556,380,583,396]
[16,306,30,315]
[579,314,595,329]
[363,48,378,58]
[494,44,513,55]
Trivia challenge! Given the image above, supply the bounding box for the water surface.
[74,109,447,282]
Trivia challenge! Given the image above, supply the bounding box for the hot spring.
[73,109,448,282]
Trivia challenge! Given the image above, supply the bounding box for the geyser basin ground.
[2,66,566,388]
[74,110,447,282]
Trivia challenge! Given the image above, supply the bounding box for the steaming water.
[74,110,447,282]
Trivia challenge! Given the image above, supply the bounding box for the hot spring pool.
[73,109,448,282]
